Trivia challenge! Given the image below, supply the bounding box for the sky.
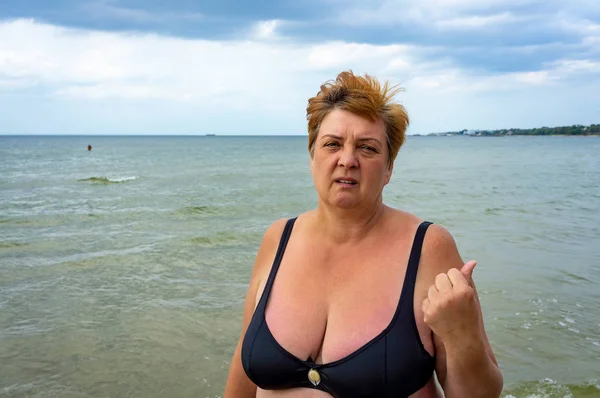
[0,0,599,135]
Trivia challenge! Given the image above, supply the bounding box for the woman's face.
[310,108,393,210]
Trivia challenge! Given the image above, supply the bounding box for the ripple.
[77,176,141,184]
[0,242,29,249]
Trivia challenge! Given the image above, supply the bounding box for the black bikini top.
[241,218,435,397]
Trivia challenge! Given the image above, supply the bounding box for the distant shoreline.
[419,123,599,137]
[411,134,600,137]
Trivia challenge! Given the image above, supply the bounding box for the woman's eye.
[325,142,340,147]
[362,145,377,152]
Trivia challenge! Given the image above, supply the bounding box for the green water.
[1,135,599,397]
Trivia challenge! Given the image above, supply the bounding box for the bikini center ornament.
[308,368,321,386]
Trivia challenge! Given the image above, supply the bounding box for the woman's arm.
[422,225,503,398]
[223,219,288,398]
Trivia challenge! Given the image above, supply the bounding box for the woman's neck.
[312,200,388,245]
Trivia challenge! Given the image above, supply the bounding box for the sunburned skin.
[249,211,442,398]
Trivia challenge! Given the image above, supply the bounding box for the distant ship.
[206,133,216,136]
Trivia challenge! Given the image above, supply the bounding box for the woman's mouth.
[335,178,358,186]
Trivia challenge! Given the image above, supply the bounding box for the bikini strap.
[403,221,433,308]
[256,217,297,309]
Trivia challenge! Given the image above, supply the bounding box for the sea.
[1,135,599,398]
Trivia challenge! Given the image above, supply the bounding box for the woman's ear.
[384,162,393,185]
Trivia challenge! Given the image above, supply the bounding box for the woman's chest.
[262,244,417,365]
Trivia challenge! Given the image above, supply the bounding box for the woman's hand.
[421,260,482,345]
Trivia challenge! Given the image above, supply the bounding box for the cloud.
[306,42,413,71]
[332,0,521,27]
[435,12,520,29]
[512,70,551,85]
[331,0,596,42]
[250,19,281,40]
[0,78,33,89]
[0,17,598,135]
[1,19,420,104]
[80,0,205,23]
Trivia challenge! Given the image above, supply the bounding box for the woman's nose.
[338,146,358,169]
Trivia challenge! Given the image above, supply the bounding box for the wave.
[503,378,600,397]
[0,242,29,249]
[77,176,140,184]
[177,206,221,216]
[174,205,241,218]
[187,230,263,247]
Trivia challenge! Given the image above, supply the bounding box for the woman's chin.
[330,194,361,209]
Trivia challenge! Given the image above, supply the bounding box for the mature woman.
[224,71,503,397]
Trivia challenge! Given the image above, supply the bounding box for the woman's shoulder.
[386,207,461,269]
[386,207,454,240]
[256,211,315,250]
[257,217,291,254]
[384,207,425,231]
[403,219,464,277]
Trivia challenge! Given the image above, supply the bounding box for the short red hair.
[306,70,409,166]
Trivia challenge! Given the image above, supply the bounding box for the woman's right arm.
[223,219,288,398]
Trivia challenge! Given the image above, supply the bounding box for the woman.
[224,71,503,397]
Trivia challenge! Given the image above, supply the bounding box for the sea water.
[1,135,599,397]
